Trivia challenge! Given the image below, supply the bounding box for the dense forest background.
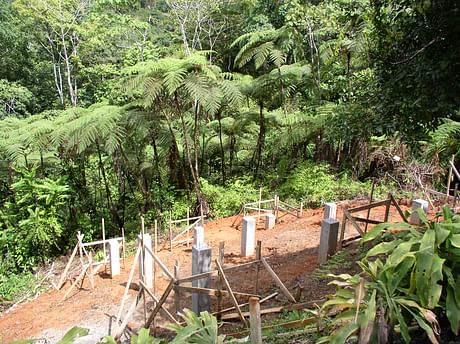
[0,0,459,275]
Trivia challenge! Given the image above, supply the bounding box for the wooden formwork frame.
[232,196,304,228]
[167,210,206,251]
[54,230,126,300]
[338,193,407,250]
[114,240,299,339]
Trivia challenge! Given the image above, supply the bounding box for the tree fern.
[427,118,460,158]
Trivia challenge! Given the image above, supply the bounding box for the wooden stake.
[257,187,262,225]
[102,218,107,272]
[454,184,459,208]
[364,178,376,233]
[217,241,225,317]
[274,195,279,223]
[299,201,303,217]
[116,244,142,323]
[114,287,144,340]
[169,212,173,252]
[215,259,248,327]
[56,243,79,290]
[154,219,158,296]
[187,208,190,247]
[383,193,391,223]
[213,292,278,316]
[249,297,262,344]
[261,258,296,303]
[62,263,90,301]
[121,227,126,269]
[174,260,180,317]
[140,280,178,324]
[447,155,455,203]
[77,231,84,267]
[255,241,262,294]
[144,279,175,328]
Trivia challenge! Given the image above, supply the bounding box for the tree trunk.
[253,102,265,180]
[217,111,226,185]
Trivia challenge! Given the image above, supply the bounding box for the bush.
[279,162,370,207]
[201,177,260,218]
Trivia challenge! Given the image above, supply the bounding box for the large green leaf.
[358,290,376,344]
[449,234,460,248]
[446,287,460,335]
[330,322,359,344]
[366,240,401,258]
[415,251,444,308]
[56,327,89,344]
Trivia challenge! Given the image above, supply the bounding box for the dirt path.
[0,200,410,343]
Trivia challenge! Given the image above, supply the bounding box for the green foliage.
[0,271,42,303]
[56,327,90,344]
[12,326,89,344]
[168,309,226,343]
[200,177,259,218]
[0,168,70,272]
[101,310,226,343]
[0,79,33,118]
[361,206,460,336]
[319,206,460,343]
[279,162,369,207]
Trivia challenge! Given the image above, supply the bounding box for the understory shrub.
[0,168,70,272]
[201,177,260,218]
[279,162,371,207]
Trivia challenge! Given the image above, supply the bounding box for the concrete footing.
[138,233,153,289]
[410,199,429,225]
[192,244,212,314]
[318,219,339,264]
[241,216,256,256]
[265,213,275,230]
[324,202,337,220]
[108,239,120,277]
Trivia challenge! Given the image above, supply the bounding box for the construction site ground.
[0,199,412,343]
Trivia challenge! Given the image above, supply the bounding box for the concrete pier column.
[318,219,339,264]
[138,233,153,289]
[192,244,212,314]
[241,216,256,257]
[324,202,337,220]
[108,239,120,277]
[265,213,275,230]
[410,199,429,225]
[194,226,205,247]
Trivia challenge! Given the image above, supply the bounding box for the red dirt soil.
[0,200,411,343]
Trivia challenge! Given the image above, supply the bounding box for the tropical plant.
[318,206,460,343]
[0,168,70,271]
